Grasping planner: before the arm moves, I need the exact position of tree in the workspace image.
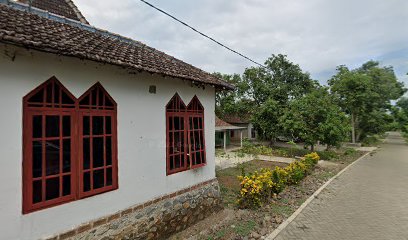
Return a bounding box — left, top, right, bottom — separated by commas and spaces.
214, 73, 254, 117
329, 62, 406, 143
243, 54, 318, 106
280, 88, 349, 150
252, 98, 281, 142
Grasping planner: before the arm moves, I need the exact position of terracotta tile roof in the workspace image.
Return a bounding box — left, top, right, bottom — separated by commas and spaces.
215, 116, 234, 127
17, 0, 89, 24
222, 114, 251, 124
0, 2, 234, 90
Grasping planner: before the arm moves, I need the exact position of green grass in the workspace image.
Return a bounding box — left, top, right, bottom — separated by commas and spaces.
234, 220, 258, 236
269, 204, 293, 217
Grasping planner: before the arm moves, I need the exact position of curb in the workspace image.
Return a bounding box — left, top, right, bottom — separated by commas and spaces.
265, 151, 372, 240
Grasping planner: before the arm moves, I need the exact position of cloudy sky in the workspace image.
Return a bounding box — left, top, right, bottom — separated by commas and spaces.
75, 0, 408, 86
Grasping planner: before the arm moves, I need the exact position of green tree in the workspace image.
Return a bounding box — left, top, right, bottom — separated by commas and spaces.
280, 88, 349, 150
329, 62, 406, 143
252, 98, 281, 142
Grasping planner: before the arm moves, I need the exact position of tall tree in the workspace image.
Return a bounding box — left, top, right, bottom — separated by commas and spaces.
329, 62, 406, 143
280, 88, 349, 150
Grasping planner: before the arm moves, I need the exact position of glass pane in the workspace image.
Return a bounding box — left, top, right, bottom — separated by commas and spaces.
98, 88, 104, 106
63, 139, 71, 173
63, 175, 71, 196
83, 138, 90, 170
174, 117, 184, 130
46, 177, 59, 200
93, 137, 104, 168
105, 96, 114, 107
61, 91, 75, 105
84, 172, 91, 192
33, 116, 42, 138
195, 152, 202, 165
175, 154, 181, 168
54, 83, 60, 104
169, 117, 173, 131
29, 90, 44, 103
106, 137, 112, 166
46, 116, 60, 137
106, 168, 112, 186
33, 180, 42, 204
62, 116, 70, 137
93, 169, 104, 189
83, 116, 90, 135
93, 116, 104, 135
46, 83, 52, 103
170, 156, 174, 170
32, 141, 42, 178
91, 89, 97, 106
106, 116, 112, 134
46, 140, 60, 176
194, 117, 199, 130
189, 117, 193, 130
79, 94, 90, 106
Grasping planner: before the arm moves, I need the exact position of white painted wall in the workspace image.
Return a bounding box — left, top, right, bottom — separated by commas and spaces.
0, 44, 216, 240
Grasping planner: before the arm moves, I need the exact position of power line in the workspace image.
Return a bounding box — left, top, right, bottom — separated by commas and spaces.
139, 0, 266, 68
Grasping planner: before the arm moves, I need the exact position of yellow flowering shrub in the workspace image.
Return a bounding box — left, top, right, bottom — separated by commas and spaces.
236, 153, 320, 208
237, 169, 274, 208
285, 161, 307, 185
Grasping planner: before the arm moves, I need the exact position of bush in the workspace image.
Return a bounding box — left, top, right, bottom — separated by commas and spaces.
237, 153, 320, 208
344, 148, 356, 156
285, 161, 307, 185
271, 167, 288, 194
237, 169, 274, 208
361, 135, 380, 146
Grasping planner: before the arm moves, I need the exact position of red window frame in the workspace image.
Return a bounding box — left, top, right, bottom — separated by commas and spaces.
23, 78, 118, 214
78, 83, 118, 198
166, 94, 206, 175
23, 77, 78, 213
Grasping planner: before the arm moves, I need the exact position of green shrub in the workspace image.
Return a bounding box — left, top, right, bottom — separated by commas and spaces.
271, 167, 288, 194
285, 161, 307, 185
361, 135, 380, 146
344, 148, 356, 156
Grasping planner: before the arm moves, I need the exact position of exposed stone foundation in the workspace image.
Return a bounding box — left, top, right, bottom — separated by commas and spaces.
46, 179, 222, 240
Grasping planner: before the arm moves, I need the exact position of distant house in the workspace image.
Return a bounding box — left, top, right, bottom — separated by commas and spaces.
222, 114, 257, 141
215, 116, 245, 151
0, 0, 233, 239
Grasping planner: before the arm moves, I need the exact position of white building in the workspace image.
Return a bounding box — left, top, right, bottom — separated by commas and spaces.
0, 0, 232, 239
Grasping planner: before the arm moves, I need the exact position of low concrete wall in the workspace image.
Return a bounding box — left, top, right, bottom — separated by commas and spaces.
45, 179, 222, 240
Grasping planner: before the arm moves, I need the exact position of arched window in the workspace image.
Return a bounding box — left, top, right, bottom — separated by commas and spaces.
166, 94, 206, 175
23, 77, 77, 213
23, 78, 118, 213
78, 83, 118, 197
166, 93, 188, 174
187, 96, 206, 168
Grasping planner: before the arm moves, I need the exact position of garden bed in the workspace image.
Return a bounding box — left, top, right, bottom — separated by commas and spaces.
170, 150, 366, 240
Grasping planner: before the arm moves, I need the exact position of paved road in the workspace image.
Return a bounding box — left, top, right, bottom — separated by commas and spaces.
274, 132, 408, 240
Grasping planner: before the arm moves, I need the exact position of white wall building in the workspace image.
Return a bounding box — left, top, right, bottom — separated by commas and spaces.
0, 1, 232, 239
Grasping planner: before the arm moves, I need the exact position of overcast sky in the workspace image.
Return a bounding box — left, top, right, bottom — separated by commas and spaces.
75, 0, 408, 86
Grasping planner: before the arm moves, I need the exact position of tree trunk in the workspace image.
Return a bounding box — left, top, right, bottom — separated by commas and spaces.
311, 144, 315, 152
351, 113, 356, 143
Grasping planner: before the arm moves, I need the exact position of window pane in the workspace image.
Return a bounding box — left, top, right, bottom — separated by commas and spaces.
32, 141, 42, 178
54, 83, 60, 104
106, 168, 112, 186
106, 137, 112, 166
91, 89, 97, 106
46, 140, 60, 176
83, 116, 90, 135
46, 116, 60, 137
169, 156, 174, 170
195, 152, 202, 165
84, 172, 91, 192
189, 117, 193, 130
46, 177, 60, 200
33, 116, 42, 138
63, 175, 71, 196
93, 169, 104, 189
46, 83, 52, 103
98, 88, 104, 106
106, 116, 112, 134
93, 137, 104, 168
61, 91, 75, 105
93, 116, 104, 135
33, 180, 42, 204
79, 94, 90, 106
63, 139, 71, 173
62, 116, 70, 137
174, 117, 184, 130
105, 96, 114, 107
29, 90, 44, 103
83, 138, 90, 170
194, 117, 199, 130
